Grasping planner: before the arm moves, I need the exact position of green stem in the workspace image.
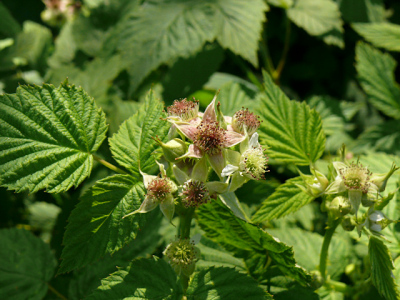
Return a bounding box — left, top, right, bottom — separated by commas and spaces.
324, 279, 351, 293
259, 42, 275, 77
178, 207, 195, 293
273, 15, 291, 82
92, 154, 128, 174
319, 219, 341, 281
47, 284, 68, 300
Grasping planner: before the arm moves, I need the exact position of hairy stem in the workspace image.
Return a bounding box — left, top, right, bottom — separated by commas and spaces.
319, 218, 341, 281
178, 207, 195, 293
47, 284, 68, 300
92, 154, 128, 174
273, 15, 291, 82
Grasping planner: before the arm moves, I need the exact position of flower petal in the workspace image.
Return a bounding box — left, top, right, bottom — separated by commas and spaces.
160, 194, 175, 221
140, 171, 157, 189
333, 161, 347, 174
324, 177, 346, 194
249, 132, 260, 148
203, 94, 217, 122
224, 130, 245, 148
369, 210, 386, 222
221, 164, 239, 177
175, 123, 198, 141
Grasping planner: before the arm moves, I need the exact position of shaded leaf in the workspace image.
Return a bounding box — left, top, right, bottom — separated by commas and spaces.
0, 83, 107, 193
0, 2, 21, 37
109, 90, 170, 177
355, 42, 400, 119
257, 71, 325, 165
186, 267, 270, 299
86, 257, 183, 300
340, 0, 385, 23
0, 228, 57, 300
59, 175, 146, 274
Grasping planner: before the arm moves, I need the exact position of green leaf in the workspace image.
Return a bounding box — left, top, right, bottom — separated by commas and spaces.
269, 228, 351, 280
59, 174, 146, 274
340, 0, 385, 23
186, 267, 270, 299
257, 71, 325, 165
0, 2, 21, 37
218, 81, 257, 116
197, 200, 312, 286
368, 236, 400, 300
352, 120, 400, 155
213, 0, 268, 67
86, 257, 183, 300
0, 228, 57, 300
106, 0, 267, 92
0, 83, 107, 193
355, 42, 400, 119
353, 23, 400, 52
252, 177, 314, 222
109, 90, 170, 177
287, 0, 343, 46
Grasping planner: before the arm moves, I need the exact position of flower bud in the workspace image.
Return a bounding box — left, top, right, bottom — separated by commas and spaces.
366, 210, 393, 233
370, 163, 399, 192
180, 179, 210, 208
155, 138, 187, 162
167, 98, 199, 122
341, 216, 356, 231
163, 238, 200, 277
298, 169, 329, 198
329, 196, 351, 219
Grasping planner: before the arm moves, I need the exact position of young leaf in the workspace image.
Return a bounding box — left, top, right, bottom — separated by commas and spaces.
368, 236, 400, 300
59, 174, 146, 274
86, 257, 183, 300
353, 23, 400, 52
252, 177, 314, 223
197, 200, 312, 286
186, 267, 271, 299
0, 83, 107, 193
287, 0, 343, 47
355, 42, 400, 119
257, 71, 325, 165
0, 228, 57, 300
109, 90, 170, 177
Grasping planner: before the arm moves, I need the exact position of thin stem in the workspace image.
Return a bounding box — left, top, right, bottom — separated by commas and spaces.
259, 42, 275, 77
273, 15, 291, 82
92, 154, 128, 174
47, 284, 68, 300
324, 279, 351, 293
319, 218, 341, 281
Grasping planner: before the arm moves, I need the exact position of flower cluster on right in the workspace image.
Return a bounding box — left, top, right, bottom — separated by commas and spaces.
300, 154, 399, 237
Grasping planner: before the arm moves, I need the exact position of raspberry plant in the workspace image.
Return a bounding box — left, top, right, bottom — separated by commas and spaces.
2, 1, 400, 300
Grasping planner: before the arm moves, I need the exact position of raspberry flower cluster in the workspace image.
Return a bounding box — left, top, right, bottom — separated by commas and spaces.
300, 154, 399, 237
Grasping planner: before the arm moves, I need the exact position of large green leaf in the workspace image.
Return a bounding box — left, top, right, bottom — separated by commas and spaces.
269, 228, 351, 280
105, 0, 267, 92
355, 42, 400, 119
218, 81, 257, 116
109, 90, 170, 177
368, 236, 399, 300
0, 83, 108, 193
197, 200, 312, 286
252, 177, 314, 223
287, 0, 343, 47
59, 174, 146, 274
186, 267, 271, 299
86, 257, 183, 300
0, 228, 57, 300
353, 23, 400, 52
256, 72, 325, 165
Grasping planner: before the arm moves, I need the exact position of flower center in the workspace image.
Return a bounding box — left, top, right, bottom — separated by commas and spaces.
232, 108, 261, 135
194, 121, 226, 155
147, 177, 172, 202
180, 180, 210, 208
339, 162, 371, 193
167, 98, 199, 121
240, 146, 269, 180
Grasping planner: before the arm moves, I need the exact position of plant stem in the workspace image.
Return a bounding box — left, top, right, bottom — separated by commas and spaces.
47, 284, 68, 300
273, 15, 291, 82
92, 154, 128, 174
324, 279, 351, 293
319, 218, 341, 281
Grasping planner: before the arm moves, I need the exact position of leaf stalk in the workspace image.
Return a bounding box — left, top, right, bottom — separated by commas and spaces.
92, 154, 128, 174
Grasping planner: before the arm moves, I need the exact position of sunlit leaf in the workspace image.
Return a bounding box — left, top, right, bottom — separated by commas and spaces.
353, 23, 400, 52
